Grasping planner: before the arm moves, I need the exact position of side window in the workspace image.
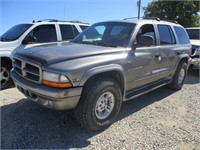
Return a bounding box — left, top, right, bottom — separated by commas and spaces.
27, 25, 57, 43
79, 25, 89, 31
60, 25, 78, 40
72, 25, 79, 37
136, 24, 156, 47
169, 26, 176, 44
174, 26, 190, 44
157, 25, 175, 45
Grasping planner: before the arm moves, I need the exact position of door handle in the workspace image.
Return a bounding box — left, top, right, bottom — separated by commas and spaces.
155, 54, 161, 61
155, 54, 160, 58
176, 51, 181, 55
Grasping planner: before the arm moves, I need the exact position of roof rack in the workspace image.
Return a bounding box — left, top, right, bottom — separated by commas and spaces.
124, 17, 179, 24
124, 17, 141, 20
124, 17, 160, 21
143, 17, 160, 21
32, 19, 89, 24
32, 19, 58, 23
163, 20, 178, 24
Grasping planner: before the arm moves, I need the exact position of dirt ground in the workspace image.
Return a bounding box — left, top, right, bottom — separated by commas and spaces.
0, 68, 199, 149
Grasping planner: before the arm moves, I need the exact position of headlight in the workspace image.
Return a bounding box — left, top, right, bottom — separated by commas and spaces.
195, 47, 200, 53
192, 47, 200, 56
42, 71, 72, 88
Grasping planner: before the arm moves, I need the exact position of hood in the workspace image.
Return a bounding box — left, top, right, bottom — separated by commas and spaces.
190, 39, 200, 47
0, 40, 19, 51
15, 42, 125, 65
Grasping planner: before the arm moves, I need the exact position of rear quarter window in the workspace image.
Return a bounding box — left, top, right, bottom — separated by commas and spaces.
79, 25, 89, 31
174, 26, 190, 44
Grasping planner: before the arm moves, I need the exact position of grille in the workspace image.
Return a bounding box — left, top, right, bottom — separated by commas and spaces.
13, 58, 41, 83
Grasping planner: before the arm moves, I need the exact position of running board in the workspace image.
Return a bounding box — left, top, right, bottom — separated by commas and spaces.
124, 78, 172, 101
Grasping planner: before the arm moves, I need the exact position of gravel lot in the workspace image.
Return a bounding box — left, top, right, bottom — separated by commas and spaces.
1, 68, 200, 149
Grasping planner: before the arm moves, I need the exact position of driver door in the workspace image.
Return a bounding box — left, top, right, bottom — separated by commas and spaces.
126, 24, 161, 91
19, 24, 58, 50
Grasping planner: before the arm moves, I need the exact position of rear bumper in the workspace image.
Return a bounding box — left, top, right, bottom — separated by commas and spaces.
11, 70, 82, 110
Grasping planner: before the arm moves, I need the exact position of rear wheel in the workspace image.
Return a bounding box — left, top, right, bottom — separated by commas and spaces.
169, 61, 187, 90
0, 62, 13, 90
75, 77, 122, 131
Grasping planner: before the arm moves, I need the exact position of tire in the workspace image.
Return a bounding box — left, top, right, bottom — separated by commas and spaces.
0, 62, 13, 90
169, 61, 187, 90
75, 77, 122, 131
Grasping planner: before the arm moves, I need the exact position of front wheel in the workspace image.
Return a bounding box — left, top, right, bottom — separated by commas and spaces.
75, 77, 122, 131
1, 62, 13, 90
169, 61, 187, 90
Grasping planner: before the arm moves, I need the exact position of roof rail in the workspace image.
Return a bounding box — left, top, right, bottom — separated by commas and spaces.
124, 17, 179, 24
124, 17, 142, 20
143, 17, 160, 21
163, 20, 178, 24
67, 20, 90, 24
32, 19, 89, 24
124, 17, 160, 21
32, 19, 58, 23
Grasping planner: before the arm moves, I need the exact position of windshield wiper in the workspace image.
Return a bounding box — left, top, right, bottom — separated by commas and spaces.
96, 42, 118, 48
72, 40, 119, 47
0, 37, 10, 41
71, 40, 80, 43
71, 40, 95, 45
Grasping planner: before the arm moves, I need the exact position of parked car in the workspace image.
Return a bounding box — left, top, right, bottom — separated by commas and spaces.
11, 18, 191, 131
186, 27, 200, 69
0, 19, 89, 89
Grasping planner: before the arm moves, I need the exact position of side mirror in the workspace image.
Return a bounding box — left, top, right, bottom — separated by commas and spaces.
22, 35, 36, 44
138, 35, 154, 47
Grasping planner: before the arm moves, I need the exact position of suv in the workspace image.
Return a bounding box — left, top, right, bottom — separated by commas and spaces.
11, 19, 191, 131
186, 27, 200, 69
0, 19, 89, 89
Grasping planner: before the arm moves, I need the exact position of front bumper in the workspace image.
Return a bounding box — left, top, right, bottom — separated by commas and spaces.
189, 47, 200, 68
11, 70, 82, 110
189, 57, 200, 68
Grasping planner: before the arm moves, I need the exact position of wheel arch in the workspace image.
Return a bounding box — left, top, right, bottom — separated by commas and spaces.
172, 54, 190, 76
1, 57, 13, 67
80, 64, 126, 96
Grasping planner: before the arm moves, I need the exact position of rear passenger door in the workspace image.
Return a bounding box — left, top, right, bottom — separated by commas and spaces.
156, 24, 177, 79
59, 24, 79, 41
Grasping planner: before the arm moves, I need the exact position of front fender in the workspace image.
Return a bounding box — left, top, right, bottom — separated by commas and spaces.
0, 50, 12, 58
79, 64, 126, 91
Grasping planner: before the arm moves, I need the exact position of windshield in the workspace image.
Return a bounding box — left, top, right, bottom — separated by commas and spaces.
72, 22, 135, 47
0, 24, 32, 42
186, 29, 200, 40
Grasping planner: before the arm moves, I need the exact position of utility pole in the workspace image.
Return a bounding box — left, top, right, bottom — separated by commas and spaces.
137, 0, 141, 19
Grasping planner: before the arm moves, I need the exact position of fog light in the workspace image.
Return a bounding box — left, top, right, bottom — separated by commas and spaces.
44, 100, 52, 108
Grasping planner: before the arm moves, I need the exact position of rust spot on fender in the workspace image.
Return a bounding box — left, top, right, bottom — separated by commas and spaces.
64, 90, 69, 97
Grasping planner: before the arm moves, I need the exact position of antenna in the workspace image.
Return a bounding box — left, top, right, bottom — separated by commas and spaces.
64, 6, 66, 20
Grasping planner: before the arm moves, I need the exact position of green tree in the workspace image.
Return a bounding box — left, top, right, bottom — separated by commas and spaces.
143, 0, 200, 27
